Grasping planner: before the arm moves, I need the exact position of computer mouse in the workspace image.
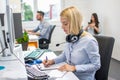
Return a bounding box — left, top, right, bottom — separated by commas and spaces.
25, 58, 34, 64
25, 58, 42, 64
34, 59, 42, 64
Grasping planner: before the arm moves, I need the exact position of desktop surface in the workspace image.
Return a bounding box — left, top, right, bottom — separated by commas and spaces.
0, 66, 5, 70
0, 60, 27, 80
0, 48, 79, 80
0, 44, 27, 80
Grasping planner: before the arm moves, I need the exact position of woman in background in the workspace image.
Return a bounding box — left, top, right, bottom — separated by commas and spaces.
84, 13, 100, 35
43, 6, 101, 80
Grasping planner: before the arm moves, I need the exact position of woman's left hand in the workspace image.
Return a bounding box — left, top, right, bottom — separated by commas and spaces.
89, 23, 95, 28
58, 64, 76, 72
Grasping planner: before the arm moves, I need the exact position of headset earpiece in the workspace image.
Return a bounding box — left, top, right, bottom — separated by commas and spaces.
66, 29, 83, 43
66, 34, 79, 43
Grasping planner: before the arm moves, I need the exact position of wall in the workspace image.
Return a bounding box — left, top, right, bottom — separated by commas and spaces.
0, 0, 21, 13
63, 0, 92, 27
9, 0, 21, 13
0, 0, 6, 13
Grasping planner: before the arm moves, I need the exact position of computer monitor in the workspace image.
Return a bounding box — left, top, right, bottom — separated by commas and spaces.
6, 5, 15, 50
13, 13, 23, 39
0, 4, 16, 60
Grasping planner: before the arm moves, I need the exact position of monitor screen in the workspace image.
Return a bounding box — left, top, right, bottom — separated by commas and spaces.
0, 16, 6, 50
13, 13, 23, 39
0, 14, 4, 26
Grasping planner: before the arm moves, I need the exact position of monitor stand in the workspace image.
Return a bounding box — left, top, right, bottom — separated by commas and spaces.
0, 48, 17, 61
0, 44, 22, 61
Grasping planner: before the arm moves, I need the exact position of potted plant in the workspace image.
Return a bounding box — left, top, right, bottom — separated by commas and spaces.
16, 31, 29, 51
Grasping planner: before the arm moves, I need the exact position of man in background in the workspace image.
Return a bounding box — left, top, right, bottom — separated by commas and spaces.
26, 11, 50, 39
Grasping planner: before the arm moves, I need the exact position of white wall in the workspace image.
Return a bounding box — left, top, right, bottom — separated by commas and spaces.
0, 0, 21, 13
0, 0, 6, 13
9, 0, 21, 13
63, 0, 93, 27
49, 25, 66, 51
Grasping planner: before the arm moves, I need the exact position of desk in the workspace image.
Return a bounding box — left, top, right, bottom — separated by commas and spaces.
24, 51, 79, 80
0, 60, 27, 80
0, 44, 27, 80
28, 35, 39, 49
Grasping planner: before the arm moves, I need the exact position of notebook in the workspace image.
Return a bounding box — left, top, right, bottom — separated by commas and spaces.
37, 62, 67, 78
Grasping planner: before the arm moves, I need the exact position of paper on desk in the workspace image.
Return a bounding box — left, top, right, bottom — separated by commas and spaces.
29, 34, 39, 40
48, 70, 67, 78
39, 62, 67, 78
40, 62, 66, 71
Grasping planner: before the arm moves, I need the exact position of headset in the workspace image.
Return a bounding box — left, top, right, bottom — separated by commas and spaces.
66, 29, 83, 43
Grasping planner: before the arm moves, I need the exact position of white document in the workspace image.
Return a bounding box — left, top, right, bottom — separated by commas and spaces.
39, 62, 67, 78
48, 70, 67, 78
40, 62, 66, 71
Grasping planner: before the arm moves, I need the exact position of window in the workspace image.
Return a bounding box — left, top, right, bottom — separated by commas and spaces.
21, 0, 34, 21
21, 0, 61, 21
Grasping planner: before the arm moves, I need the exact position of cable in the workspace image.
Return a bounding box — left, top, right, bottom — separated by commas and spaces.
0, 48, 7, 54
0, 38, 7, 54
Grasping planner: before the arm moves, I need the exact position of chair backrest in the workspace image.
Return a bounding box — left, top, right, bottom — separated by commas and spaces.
48, 25, 56, 43
38, 25, 56, 49
94, 35, 115, 80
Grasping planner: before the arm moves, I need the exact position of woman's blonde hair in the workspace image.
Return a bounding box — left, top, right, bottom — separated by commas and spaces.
60, 6, 83, 35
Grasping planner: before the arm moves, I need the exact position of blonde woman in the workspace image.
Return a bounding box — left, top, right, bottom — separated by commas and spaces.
43, 6, 101, 80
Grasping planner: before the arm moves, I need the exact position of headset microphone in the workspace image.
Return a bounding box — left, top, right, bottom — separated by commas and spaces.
56, 42, 66, 47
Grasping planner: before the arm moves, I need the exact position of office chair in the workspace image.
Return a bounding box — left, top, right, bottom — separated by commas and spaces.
94, 35, 115, 80
38, 25, 56, 49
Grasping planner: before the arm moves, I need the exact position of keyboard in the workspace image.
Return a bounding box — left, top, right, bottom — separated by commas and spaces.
26, 65, 49, 79
25, 49, 45, 60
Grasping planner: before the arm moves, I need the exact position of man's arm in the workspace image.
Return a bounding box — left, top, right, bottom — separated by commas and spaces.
27, 30, 34, 32
25, 25, 40, 35
26, 30, 40, 36
25, 29, 36, 35
29, 32, 40, 36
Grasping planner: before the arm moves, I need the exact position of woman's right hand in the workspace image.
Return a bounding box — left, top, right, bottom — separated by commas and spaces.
89, 23, 95, 28
42, 59, 55, 67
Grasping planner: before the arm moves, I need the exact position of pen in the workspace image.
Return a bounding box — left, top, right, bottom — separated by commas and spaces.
46, 56, 48, 63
